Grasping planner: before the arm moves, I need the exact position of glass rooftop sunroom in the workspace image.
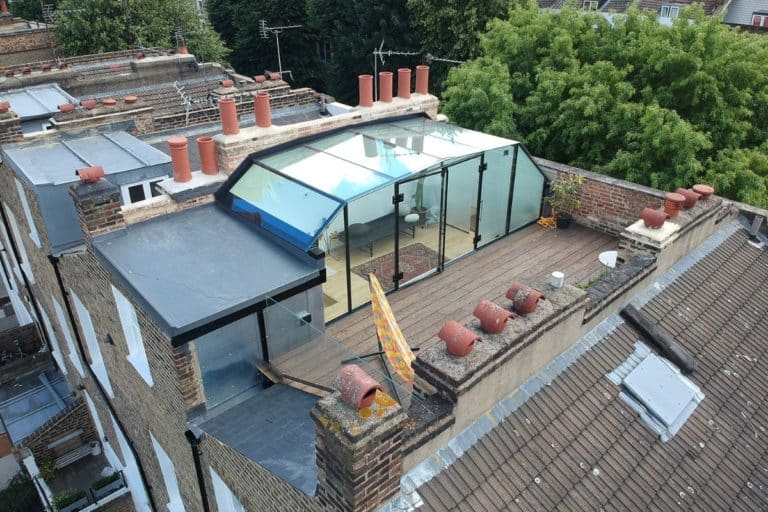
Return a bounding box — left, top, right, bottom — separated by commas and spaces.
216, 115, 547, 320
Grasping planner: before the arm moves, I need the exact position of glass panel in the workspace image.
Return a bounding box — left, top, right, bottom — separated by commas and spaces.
265, 288, 324, 360
345, 185, 397, 310
128, 184, 145, 203
508, 148, 546, 232
319, 209, 349, 321
356, 125, 477, 159
308, 133, 439, 179
392, 118, 513, 151
150, 180, 163, 197
398, 172, 443, 287
261, 150, 390, 200
228, 164, 342, 251
195, 313, 263, 409
478, 146, 515, 247
444, 157, 480, 261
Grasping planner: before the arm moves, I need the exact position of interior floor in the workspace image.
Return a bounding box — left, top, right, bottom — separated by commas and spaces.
322, 223, 475, 320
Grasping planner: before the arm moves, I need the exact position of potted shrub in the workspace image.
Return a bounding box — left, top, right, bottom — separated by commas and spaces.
546, 175, 585, 229
52, 488, 87, 512
38, 458, 56, 481
91, 471, 124, 499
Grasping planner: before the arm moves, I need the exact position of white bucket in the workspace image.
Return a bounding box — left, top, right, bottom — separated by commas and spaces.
551, 271, 565, 288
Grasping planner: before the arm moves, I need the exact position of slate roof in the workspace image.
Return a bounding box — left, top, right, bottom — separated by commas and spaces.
417, 226, 768, 511
636, 0, 728, 15
724, 0, 768, 25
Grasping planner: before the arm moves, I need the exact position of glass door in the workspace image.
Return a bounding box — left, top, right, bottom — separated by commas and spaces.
476, 146, 515, 247
394, 168, 445, 289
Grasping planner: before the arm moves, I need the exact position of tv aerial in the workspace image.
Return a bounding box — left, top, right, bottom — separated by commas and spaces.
372, 40, 419, 99
259, 19, 302, 78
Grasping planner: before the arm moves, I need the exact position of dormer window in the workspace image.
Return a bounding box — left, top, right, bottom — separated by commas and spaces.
660, 4, 680, 18
753, 13, 768, 26
583, 0, 599, 10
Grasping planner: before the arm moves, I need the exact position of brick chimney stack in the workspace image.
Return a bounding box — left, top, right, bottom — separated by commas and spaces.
69, 179, 125, 244
311, 391, 406, 512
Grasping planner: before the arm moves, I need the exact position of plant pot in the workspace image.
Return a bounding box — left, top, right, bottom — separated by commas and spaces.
92, 473, 124, 499
411, 207, 428, 222
472, 300, 515, 334
505, 282, 545, 314
438, 321, 480, 357
663, 192, 685, 217
640, 208, 668, 229
334, 365, 382, 409
90, 440, 101, 456
555, 214, 572, 229
692, 184, 714, 199
675, 188, 700, 209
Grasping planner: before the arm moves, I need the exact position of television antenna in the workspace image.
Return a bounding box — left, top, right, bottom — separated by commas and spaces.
372, 40, 419, 100
259, 19, 302, 78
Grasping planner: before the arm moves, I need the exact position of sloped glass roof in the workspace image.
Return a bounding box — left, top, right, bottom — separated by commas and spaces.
218, 116, 518, 251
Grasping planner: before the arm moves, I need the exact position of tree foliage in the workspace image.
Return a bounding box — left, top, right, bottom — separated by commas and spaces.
443, 2, 768, 207
55, 0, 229, 62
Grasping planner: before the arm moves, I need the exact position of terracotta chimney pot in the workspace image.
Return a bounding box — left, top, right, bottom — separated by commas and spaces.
178, 46, 188, 55
269, 72, 281, 81
220, 79, 234, 88
102, 98, 117, 107
3, 70, 13, 78
379, 71, 393, 103
168, 137, 192, 183
76, 166, 105, 184
81, 99, 97, 110
58, 103, 76, 113
219, 97, 239, 135
21, 68, 31, 75
397, 68, 411, 99
640, 208, 668, 229
254, 75, 266, 84
415, 65, 429, 95
197, 136, 218, 175
505, 283, 545, 315
438, 321, 481, 357
42, 65, 51, 72
0, 101, 9, 114
472, 300, 515, 334
664, 192, 685, 217
692, 184, 714, 199
358, 74, 373, 107
0, 0, 8, 15
123, 96, 138, 104
254, 91, 271, 128
675, 188, 701, 209
334, 365, 382, 409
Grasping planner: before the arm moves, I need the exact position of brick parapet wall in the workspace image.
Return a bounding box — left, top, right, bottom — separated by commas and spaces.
0, 351, 49, 385
0, 111, 22, 143
534, 157, 665, 236
173, 342, 204, 409
22, 399, 97, 464
98, 492, 136, 512
200, 434, 323, 512
311, 392, 407, 512
215, 94, 440, 173
0, 27, 55, 67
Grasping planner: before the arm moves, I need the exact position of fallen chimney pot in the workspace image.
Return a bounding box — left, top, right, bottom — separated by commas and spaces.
76, 166, 105, 184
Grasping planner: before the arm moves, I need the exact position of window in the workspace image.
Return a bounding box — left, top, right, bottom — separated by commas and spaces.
660, 4, 680, 18
752, 14, 768, 26
112, 285, 153, 386
52, 295, 85, 378
37, 301, 67, 375
3, 205, 34, 284
150, 434, 185, 512
72, 291, 114, 397
15, 179, 40, 248
120, 179, 164, 205
583, 0, 598, 10
209, 467, 245, 512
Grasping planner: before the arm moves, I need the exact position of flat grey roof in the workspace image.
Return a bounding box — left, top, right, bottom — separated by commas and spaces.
2, 131, 171, 254
3, 131, 171, 186
1, 83, 77, 121
94, 204, 320, 338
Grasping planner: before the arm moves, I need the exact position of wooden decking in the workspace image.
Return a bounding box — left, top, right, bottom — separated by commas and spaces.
271, 223, 616, 397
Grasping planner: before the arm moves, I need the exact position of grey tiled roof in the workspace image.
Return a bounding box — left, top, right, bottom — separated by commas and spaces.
418, 227, 768, 511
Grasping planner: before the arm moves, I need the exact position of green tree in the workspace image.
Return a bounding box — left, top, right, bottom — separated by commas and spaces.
442, 3, 768, 208
55, 0, 228, 62
9, 0, 56, 21
206, 0, 321, 89
306, 0, 417, 104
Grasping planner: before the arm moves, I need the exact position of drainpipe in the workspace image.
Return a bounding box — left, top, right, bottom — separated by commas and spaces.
184, 430, 211, 512
48, 254, 158, 512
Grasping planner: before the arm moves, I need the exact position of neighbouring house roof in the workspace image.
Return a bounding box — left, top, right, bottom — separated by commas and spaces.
0, 83, 77, 121
216, 115, 528, 251
636, 0, 728, 15
724, 0, 768, 24
0, 368, 74, 445
414, 223, 768, 511
1, 131, 171, 254
93, 203, 322, 340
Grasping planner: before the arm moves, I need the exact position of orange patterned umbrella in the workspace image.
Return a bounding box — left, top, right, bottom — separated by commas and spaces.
369, 273, 415, 384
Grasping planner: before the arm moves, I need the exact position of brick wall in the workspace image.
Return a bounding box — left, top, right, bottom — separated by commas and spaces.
535, 157, 665, 236
0, 111, 22, 143
0, 28, 56, 67
99, 492, 136, 512
0, 321, 41, 353
200, 435, 322, 512
22, 399, 97, 464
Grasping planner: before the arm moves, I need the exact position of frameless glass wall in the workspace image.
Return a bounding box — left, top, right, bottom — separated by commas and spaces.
444, 156, 481, 259
508, 148, 546, 232
477, 146, 515, 247
195, 314, 263, 410
319, 209, 349, 321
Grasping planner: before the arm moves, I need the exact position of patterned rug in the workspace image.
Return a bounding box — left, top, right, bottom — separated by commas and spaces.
351, 243, 440, 291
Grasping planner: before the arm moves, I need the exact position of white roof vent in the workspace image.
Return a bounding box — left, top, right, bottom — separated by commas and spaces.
609, 343, 704, 441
